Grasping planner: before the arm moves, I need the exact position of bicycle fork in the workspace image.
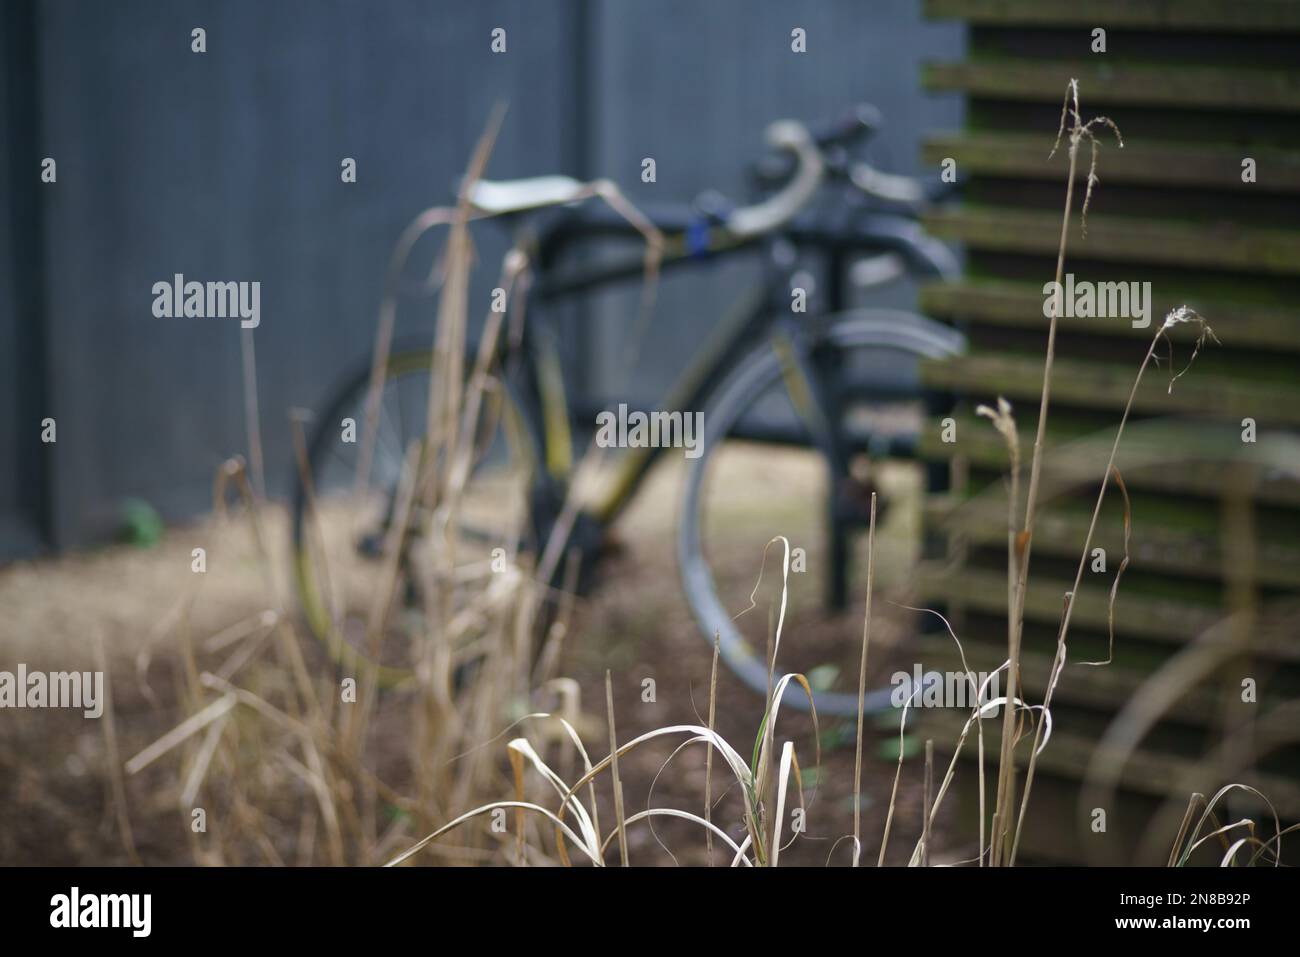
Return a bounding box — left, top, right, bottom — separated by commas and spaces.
770, 319, 865, 612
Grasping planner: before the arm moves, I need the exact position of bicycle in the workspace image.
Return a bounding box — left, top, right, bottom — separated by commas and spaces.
290, 104, 965, 715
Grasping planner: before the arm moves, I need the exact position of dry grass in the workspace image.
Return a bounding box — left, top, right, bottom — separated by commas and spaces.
3, 85, 1290, 869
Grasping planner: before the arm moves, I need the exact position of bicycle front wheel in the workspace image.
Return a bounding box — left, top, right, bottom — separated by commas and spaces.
677, 309, 965, 716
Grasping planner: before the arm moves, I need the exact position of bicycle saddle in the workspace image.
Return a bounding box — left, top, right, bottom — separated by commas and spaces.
467, 175, 586, 214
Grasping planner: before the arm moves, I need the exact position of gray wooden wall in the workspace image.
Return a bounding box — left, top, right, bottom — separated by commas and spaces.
1, 0, 962, 552
583, 0, 964, 399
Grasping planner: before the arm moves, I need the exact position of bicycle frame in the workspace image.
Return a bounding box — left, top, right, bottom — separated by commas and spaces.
503, 199, 958, 532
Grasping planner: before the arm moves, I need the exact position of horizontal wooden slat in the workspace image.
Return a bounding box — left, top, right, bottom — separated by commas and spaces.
920, 352, 1300, 425
922, 206, 1300, 275
917, 416, 1300, 508
918, 564, 1215, 643
914, 565, 1300, 659
924, 0, 1300, 34
925, 498, 1300, 587
919, 279, 1300, 352
923, 133, 1300, 193
923, 60, 1300, 113
916, 713, 1300, 818
915, 635, 1223, 725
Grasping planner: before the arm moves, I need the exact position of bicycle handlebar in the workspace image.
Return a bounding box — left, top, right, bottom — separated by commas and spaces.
748, 105, 878, 190
847, 160, 928, 206
740, 107, 952, 225
810, 102, 882, 150
727, 120, 824, 239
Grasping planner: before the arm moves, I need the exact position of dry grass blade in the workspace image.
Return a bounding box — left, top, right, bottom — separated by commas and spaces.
506, 736, 599, 851
975, 396, 1017, 866
507, 744, 527, 866
770, 741, 798, 867
705, 632, 720, 865
1168, 792, 1206, 867
94, 630, 139, 865
599, 809, 751, 864
1081, 465, 1131, 666
1249, 822, 1300, 866
1182, 818, 1257, 861
125, 692, 238, 775
754, 672, 821, 832
179, 711, 229, 810
1176, 783, 1281, 868
239, 326, 266, 500
198, 672, 346, 865
852, 493, 878, 866
388, 801, 600, 867
994, 80, 1126, 865
903, 656, 1012, 868
1010, 307, 1215, 865
644, 735, 719, 865
605, 671, 629, 867
554, 723, 756, 863
921, 739, 934, 867
880, 682, 925, 865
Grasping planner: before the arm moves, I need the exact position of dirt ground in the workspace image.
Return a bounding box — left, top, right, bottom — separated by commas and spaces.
0, 446, 958, 866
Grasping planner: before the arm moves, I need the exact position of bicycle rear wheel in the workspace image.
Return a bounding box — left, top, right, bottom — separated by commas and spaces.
677, 309, 964, 716
290, 346, 538, 684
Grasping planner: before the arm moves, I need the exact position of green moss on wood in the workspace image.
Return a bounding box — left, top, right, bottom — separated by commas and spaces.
924, 0, 1300, 34
919, 279, 1300, 352
922, 206, 1300, 275
922, 133, 1300, 192
923, 60, 1300, 113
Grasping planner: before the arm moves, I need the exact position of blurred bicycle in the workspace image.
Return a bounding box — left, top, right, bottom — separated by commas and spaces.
290, 104, 964, 715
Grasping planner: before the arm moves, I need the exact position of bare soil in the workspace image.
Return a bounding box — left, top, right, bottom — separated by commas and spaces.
0, 446, 958, 866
